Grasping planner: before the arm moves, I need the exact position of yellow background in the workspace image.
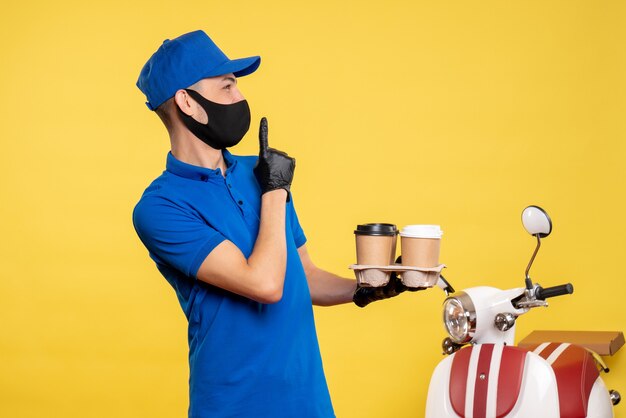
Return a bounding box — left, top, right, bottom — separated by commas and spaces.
1, 0, 624, 417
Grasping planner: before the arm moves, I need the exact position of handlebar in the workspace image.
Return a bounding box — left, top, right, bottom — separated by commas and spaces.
535, 283, 574, 300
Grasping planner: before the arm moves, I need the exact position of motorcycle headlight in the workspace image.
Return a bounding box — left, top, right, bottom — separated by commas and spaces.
442, 292, 476, 344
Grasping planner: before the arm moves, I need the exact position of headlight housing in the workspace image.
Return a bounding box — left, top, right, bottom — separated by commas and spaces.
442, 292, 476, 344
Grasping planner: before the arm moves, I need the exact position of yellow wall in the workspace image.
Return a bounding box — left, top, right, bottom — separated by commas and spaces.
1, 1, 624, 416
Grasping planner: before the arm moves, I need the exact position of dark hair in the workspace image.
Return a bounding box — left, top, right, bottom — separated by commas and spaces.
155, 97, 176, 131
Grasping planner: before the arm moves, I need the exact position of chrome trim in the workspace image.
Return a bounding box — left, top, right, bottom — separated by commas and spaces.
525, 234, 542, 282
610, 390, 621, 406
441, 337, 465, 356
494, 312, 516, 331
443, 291, 477, 344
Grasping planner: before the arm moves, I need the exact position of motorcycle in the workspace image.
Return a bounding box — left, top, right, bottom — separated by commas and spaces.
425, 205, 621, 418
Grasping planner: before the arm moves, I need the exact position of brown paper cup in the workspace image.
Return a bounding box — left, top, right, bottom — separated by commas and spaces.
401, 237, 440, 267
400, 224, 443, 287
355, 235, 396, 286
354, 223, 397, 287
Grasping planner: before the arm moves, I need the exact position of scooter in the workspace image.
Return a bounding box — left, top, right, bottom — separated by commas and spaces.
425, 206, 622, 418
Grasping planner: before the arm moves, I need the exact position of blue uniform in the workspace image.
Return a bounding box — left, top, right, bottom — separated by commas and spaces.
133, 151, 335, 417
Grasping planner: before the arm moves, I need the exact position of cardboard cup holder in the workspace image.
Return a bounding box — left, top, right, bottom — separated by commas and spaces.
349, 264, 446, 289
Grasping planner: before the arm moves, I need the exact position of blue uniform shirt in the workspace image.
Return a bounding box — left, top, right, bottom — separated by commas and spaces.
133, 151, 335, 417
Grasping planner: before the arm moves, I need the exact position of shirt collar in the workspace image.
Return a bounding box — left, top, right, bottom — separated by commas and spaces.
166, 149, 238, 182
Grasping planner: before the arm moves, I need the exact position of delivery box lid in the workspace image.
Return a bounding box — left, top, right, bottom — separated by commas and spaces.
518, 330, 624, 356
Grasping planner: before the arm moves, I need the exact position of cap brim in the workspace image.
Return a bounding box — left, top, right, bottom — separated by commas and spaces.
206, 56, 261, 79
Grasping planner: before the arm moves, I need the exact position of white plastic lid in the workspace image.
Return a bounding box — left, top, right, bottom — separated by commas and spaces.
400, 224, 443, 239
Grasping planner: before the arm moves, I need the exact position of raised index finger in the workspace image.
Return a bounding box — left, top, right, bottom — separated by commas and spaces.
258, 117, 269, 156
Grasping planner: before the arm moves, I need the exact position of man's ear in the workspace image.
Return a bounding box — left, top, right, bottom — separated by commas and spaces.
174, 89, 208, 124
174, 89, 194, 116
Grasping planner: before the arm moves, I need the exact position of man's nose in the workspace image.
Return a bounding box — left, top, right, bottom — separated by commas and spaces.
232, 86, 245, 103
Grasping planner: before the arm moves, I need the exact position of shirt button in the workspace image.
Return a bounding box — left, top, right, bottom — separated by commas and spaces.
238, 200, 243, 205
228, 184, 232, 188
200, 175, 208, 181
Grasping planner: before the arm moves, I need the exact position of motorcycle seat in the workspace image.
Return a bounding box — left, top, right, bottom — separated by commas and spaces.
529, 342, 599, 418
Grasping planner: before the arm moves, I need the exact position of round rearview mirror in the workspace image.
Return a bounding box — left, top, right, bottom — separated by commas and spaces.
521, 205, 552, 238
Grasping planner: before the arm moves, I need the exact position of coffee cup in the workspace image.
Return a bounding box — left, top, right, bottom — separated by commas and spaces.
400, 225, 443, 287
354, 223, 398, 286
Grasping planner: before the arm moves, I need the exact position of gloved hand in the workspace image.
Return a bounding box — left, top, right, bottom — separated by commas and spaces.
253, 117, 296, 201
353, 271, 405, 308
353, 256, 425, 308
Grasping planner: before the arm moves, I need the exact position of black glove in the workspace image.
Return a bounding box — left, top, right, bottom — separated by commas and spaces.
353, 271, 405, 308
353, 256, 425, 308
253, 117, 295, 201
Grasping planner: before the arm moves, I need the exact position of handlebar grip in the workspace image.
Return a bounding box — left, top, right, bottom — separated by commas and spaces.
536, 283, 574, 300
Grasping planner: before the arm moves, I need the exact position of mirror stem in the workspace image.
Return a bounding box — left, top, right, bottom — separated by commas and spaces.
525, 234, 541, 289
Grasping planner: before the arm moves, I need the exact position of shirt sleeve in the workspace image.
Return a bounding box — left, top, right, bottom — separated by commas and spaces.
132, 195, 226, 278
287, 194, 307, 248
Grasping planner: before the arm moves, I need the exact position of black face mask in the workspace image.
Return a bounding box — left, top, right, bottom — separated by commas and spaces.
176, 88, 251, 150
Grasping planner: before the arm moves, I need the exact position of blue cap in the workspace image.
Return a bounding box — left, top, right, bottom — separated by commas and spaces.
137, 30, 261, 111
